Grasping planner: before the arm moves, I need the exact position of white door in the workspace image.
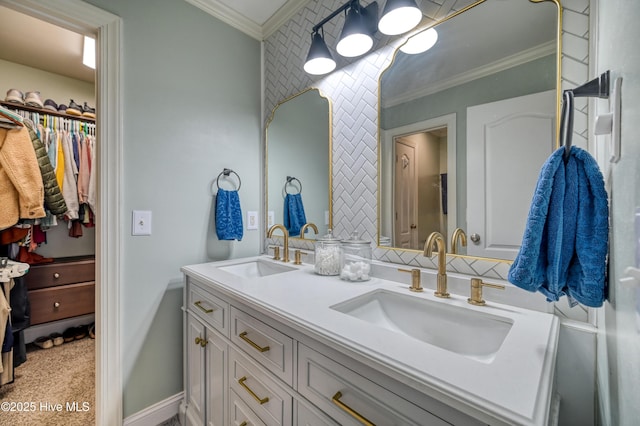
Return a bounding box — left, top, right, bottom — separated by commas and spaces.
467, 90, 556, 259
394, 140, 418, 249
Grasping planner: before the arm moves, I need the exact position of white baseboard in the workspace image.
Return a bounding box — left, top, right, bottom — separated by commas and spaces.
123, 392, 183, 426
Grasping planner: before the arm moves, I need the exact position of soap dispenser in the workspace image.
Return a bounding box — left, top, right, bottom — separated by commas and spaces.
314, 229, 341, 276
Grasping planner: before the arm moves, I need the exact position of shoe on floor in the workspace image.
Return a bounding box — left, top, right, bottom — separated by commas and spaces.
88, 323, 95, 339
34, 336, 53, 349
25, 91, 44, 108
5, 88, 24, 104
50, 332, 64, 346
63, 327, 77, 343
75, 325, 88, 340
66, 99, 82, 116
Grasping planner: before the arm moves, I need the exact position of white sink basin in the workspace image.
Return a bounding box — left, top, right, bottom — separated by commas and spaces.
218, 259, 296, 278
331, 289, 513, 363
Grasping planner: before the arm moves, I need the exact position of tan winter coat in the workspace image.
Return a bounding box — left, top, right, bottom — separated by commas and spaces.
0, 126, 46, 230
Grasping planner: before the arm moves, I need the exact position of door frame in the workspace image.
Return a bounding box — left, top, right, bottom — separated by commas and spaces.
0, 0, 123, 424
383, 113, 457, 244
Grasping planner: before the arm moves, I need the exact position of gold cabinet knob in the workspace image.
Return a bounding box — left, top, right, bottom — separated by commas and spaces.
53, 302, 60, 308
53, 272, 60, 279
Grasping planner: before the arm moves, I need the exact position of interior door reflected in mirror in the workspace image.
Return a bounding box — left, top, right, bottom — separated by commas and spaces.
266, 88, 332, 239
378, 0, 560, 260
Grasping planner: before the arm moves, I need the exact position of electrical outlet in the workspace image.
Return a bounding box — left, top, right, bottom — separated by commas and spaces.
247, 211, 258, 230
132, 210, 152, 236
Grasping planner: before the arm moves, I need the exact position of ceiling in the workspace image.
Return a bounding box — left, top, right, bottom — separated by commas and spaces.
0, 0, 308, 84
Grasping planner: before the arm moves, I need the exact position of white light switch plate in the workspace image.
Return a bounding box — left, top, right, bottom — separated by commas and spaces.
132, 210, 152, 235
247, 211, 258, 230
267, 211, 275, 228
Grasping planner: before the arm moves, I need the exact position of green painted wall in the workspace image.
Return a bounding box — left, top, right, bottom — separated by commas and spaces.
85, 0, 261, 417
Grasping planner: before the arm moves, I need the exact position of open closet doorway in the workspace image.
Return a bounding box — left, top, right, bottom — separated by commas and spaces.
0, 0, 122, 424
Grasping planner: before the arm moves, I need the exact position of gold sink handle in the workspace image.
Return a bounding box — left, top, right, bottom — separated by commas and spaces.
398, 268, 422, 292
468, 278, 505, 306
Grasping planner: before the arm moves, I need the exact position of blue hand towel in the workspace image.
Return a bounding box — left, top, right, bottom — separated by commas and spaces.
508, 146, 609, 307
283, 193, 307, 236
215, 188, 243, 241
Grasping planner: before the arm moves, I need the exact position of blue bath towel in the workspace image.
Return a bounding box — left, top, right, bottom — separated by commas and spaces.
284, 193, 307, 236
215, 188, 243, 241
508, 146, 609, 307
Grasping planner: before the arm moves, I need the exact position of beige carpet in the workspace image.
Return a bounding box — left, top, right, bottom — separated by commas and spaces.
0, 337, 95, 426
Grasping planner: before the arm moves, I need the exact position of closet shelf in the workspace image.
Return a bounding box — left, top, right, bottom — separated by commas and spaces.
0, 101, 95, 123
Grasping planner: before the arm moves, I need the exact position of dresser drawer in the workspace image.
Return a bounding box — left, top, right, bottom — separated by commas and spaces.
229, 388, 267, 426
25, 256, 95, 290
230, 307, 293, 385
187, 278, 229, 337
29, 282, 95, 325
298, 344, 451, 426
229, 347, 293, 426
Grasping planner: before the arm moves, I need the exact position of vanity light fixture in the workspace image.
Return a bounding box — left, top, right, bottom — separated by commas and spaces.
378, 0, 422, 35
304, 29, 337, 75
304, 0, 422, 75
400, 27, 438, 54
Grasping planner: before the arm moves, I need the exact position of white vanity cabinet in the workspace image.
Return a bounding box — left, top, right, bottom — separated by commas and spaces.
181, 272, 488, 426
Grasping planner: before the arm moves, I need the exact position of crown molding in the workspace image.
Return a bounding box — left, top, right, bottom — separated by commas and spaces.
184, 0, 310, 41
384, 40, 556, 109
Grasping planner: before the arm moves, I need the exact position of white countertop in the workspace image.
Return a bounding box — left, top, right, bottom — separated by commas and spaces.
182, 255, 560, 426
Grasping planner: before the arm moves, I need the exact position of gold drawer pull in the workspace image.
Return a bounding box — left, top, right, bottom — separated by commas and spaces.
53, 302, 60, 308
238, 331, 270, 353
238, 376, 269, 405
239, 422, 248, 426
194, 337, 208, 347
332, 391, 375, 426
53, 272, 60, 279
194, 300, 214, 313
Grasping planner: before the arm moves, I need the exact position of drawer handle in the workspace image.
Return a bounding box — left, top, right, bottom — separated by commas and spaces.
194, 337, 208, 347
53, 272, 60, 279
332, 391, 375, 426
239, 423, 248, 426
53, 302, 60, 308
238, 331, 270, 353
194, 300, 214, 314
238, 376, 269, 405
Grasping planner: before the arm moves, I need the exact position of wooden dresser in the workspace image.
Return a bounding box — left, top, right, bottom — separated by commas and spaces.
24, 256, 95, 325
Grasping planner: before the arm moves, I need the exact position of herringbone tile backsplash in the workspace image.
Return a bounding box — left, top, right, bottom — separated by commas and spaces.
264, 0, 590, 309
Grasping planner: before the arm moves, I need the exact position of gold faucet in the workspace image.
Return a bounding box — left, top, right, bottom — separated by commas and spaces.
423, 232, 449, 298
267, 224, 289, 263
468, 278, 505, 306
299, 222, 318, 240
450, 228, 467, 254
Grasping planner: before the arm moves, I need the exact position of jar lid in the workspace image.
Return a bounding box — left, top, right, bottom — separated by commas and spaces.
316, 229, 341, 243
341, 231, 370, 245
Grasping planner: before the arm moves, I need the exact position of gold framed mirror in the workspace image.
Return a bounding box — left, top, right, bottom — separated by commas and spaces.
265, 88, 333, 240
378, 0, 561, 261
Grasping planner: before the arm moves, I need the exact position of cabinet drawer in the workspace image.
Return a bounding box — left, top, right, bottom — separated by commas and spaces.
187, 279, 229, 337
29, 282, 95, 325
298, 344, 451, 426
25, 256, 95, 290
230, 307, 293, 385
297, 399, 339, 426
229, 388, 267, 426
229, 347, 293, 426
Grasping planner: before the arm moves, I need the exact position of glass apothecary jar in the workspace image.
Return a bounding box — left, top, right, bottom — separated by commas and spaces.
314, 229, 341, 276
340, 232, 372, 282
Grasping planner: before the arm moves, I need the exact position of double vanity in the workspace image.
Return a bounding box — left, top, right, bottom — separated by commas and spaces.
180, 254, 560, 426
